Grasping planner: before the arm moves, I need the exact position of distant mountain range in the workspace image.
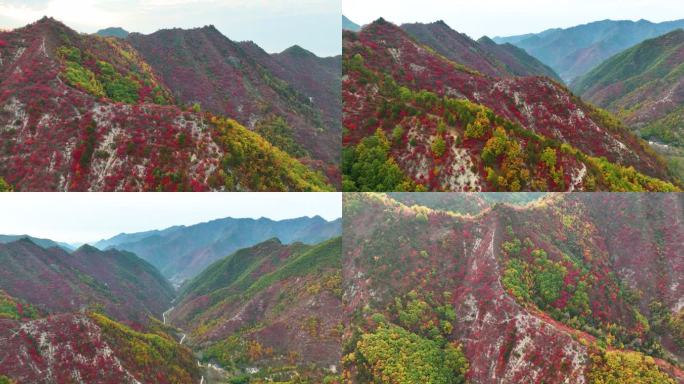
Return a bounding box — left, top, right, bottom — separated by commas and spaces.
0, 234, 74, 251
494, 18, 684, 82
343, 15, 361, 31
0, 17, 338, 191
572, 29, 684, 182
342, 19, 679, 191
93, 215, 341, 284
573, 29, 684, 142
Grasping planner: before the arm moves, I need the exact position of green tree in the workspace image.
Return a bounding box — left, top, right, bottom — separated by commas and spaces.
540, 147, 557, 168
343, 129, 423, 191
0, 177, 12, 192
431, 136, 446, 158
357, 324, 468, 384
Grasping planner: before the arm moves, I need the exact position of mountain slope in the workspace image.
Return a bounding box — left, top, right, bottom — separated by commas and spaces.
572, 30, 684, 182
94, 215, 342, 284
0, 311, 200, 383
127, 26, 341, 178
573, 30, 684, 142
342, 19, 678, 191
343, 15, 361, 32
0, 239, 174, 324
342, 192, 684, 383
401, 21, 560, 79
169, 237, 343, 382
494, 18, 684, 82
0, 17, 331, 191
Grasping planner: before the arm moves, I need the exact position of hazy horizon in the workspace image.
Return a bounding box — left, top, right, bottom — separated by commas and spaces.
343, 0, 684, 39
0, 0, 341, 57
0, 193, 342, 244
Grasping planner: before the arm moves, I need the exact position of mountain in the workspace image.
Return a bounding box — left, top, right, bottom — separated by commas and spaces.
343, 15, 361, 32
401, 21, 560, 80
0, 239, 174, 324
386, 191, 547, 216
0, 17, 332, 191
342, 19, 679, 192
0, 234, 73, 250
342, 192, 684, 383
94, 215, 342, 284
168, 237, 342, 382
127, 25, 341, 182
572, 30, 684, 182
95, 26, 129, 38
494, 18, 684, 82
0, 312, 200, 383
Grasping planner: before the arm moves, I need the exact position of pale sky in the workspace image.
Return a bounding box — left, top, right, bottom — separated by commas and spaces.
343, 0, 684, 39
0, 192, 341, 244
0, 0, 341, 57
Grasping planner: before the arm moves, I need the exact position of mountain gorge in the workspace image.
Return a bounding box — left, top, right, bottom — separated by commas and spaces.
342, 19, 679, 192
494, 18, 684, 82
0, 17, 337, 191
94, 215, 342, 285
168, 237, 343, 382
342, 192, 684, 383
0, 217, 343, 383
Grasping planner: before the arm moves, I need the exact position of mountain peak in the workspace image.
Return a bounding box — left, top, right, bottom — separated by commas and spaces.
96, 26, 129, 38
30, 16, 69, 31
199, 24, 220, 34
281, 44, 315, 57
477, 35, 496, 45
75, 244, 100, 253
371, 17, 390, 26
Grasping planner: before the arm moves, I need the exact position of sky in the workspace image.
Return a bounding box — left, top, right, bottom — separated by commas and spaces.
0, 0, 341, 56
0, 192, 341, 244
343, 0, 684, 39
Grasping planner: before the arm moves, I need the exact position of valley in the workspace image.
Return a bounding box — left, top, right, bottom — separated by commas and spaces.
0, 195, 682, 383
0, 209, 342, 384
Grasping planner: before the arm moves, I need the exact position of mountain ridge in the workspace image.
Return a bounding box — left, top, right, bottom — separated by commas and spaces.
0, 239, 174, 324
342, 19, 678, 191
494, 18, 684, 82
0, 17, 334, 191
93, 215, 342, 284
401, 20, 561, 80
342, 192, 684, 383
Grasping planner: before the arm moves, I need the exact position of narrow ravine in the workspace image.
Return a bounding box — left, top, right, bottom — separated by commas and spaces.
163, 306, 204, 383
